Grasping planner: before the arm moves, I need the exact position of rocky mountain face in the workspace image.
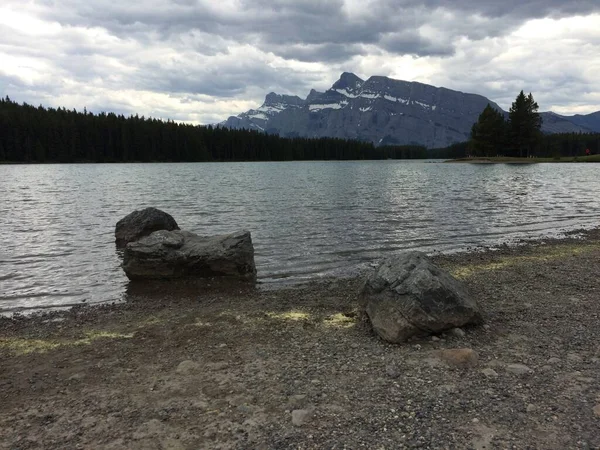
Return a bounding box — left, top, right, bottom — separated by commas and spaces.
221, 73, 600, 148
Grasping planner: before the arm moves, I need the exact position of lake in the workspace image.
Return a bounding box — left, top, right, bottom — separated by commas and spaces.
1, 161, 599, 314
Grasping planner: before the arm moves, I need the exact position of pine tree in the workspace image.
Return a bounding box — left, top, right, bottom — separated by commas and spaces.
509, 91, 542, 157
470, 104, 507, 157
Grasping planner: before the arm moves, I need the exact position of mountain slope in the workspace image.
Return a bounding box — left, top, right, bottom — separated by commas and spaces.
221, 73, 599, 148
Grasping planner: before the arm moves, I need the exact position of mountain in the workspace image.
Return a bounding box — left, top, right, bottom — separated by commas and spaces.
221, 73, 600, 148
539, 111, 600, 134
554, 111, 600, 133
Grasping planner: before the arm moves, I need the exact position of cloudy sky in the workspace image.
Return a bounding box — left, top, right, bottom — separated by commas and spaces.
1, 0, 599, 124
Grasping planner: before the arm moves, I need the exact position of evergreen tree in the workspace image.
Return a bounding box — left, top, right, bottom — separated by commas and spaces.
509, 91, 542, 157
469, 104, 507, 156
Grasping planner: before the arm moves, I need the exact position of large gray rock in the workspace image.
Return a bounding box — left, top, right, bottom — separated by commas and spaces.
115, 207, 179, 248
122, 229, 256, 282
360, 252, 483, 343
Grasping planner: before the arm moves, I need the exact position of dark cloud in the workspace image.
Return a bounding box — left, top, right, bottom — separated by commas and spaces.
1, 0, 599, 122
379, 31, 454, 57
20, 0, 600, 62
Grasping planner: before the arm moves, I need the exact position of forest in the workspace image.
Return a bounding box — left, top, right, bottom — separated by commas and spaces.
0, 97, 418, 163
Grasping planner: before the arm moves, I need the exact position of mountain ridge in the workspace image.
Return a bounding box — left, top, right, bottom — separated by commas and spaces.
221, 73, 600, 148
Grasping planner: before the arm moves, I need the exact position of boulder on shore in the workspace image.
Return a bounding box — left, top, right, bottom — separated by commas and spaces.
122, 229, 257, 282
115, 207, 179, 248
360, 252, 483, 343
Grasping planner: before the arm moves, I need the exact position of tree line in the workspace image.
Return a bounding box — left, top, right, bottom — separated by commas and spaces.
2, 96, 597, 163
0, 97, 381, 163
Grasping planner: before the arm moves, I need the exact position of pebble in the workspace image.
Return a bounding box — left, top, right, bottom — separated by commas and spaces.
593, 405, 600, 418
288, 394, 307, 407
449, 328, 466, 338
291, 409, 312, 427
438, 348, 479, 368
481, 368, 498, 378
431, 336, 440, 342
526, 404, 537, 413
506, 364, 534, 375
207, 361, 229, 371
547, 357, 561, 365
567, 353, 583, 363
175, 360, 201, 375
386, 365, 401, 379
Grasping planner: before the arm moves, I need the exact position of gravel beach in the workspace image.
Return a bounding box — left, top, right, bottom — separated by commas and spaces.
1, 230, 600, 449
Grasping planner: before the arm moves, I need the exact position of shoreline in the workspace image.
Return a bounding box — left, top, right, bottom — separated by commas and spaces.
2, 229, 600, 448
446, 155, 600, 163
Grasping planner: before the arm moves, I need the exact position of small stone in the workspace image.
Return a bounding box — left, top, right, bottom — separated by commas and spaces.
386, 365, 401, 379
218, 343, 228, 348
483, 324, 490, 330
431, 336, 440, 342
438, 348, 479, 368
207, 361, 229, 370
547, 357, 561, 364
481, 368, 498, 378
526, 404, 537, 413
292, 409, 312, 427
176, 360, 201, 375
132, 419, 167, 440
471, 418, 479, 423
350, 343, 359, 349
449, 328, 466, 338
567, 353, 583, 363
506, 363, 534, 375
288, 394, 307, 407
593, 405, 600, 417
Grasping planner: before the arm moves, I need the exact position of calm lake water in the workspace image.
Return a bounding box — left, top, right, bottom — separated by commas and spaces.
1, 161, 599, 314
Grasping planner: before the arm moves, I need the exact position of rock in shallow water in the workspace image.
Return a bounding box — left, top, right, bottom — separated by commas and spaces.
115, 207, 179, 248
359, 251, 483, 343
122, 229, 256, 282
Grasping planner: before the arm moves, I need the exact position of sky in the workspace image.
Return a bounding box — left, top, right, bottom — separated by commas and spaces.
1, 0, 599, 125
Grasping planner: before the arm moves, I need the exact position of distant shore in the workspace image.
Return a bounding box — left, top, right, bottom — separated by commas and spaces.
447, 155, 600, 163
1, 229, 600, 448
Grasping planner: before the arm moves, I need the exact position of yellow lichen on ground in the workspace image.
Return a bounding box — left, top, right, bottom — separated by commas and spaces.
450, 242, 600, 279
266, 311, 311, 321
0, 338, 61, 355
0, 330, 134, 356
323, 313, 356, 328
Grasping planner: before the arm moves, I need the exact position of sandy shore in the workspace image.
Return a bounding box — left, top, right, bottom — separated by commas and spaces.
1, 230, 600, 449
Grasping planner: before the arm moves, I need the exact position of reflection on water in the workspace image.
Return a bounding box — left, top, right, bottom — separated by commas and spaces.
1, 161, 599, 313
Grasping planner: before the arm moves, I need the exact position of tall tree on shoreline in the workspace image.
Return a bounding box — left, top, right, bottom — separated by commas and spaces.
469, 104, 507, 157
509, 91, 542, 157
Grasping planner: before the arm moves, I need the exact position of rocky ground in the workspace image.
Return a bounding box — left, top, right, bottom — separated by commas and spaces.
1, 230, 600, 449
